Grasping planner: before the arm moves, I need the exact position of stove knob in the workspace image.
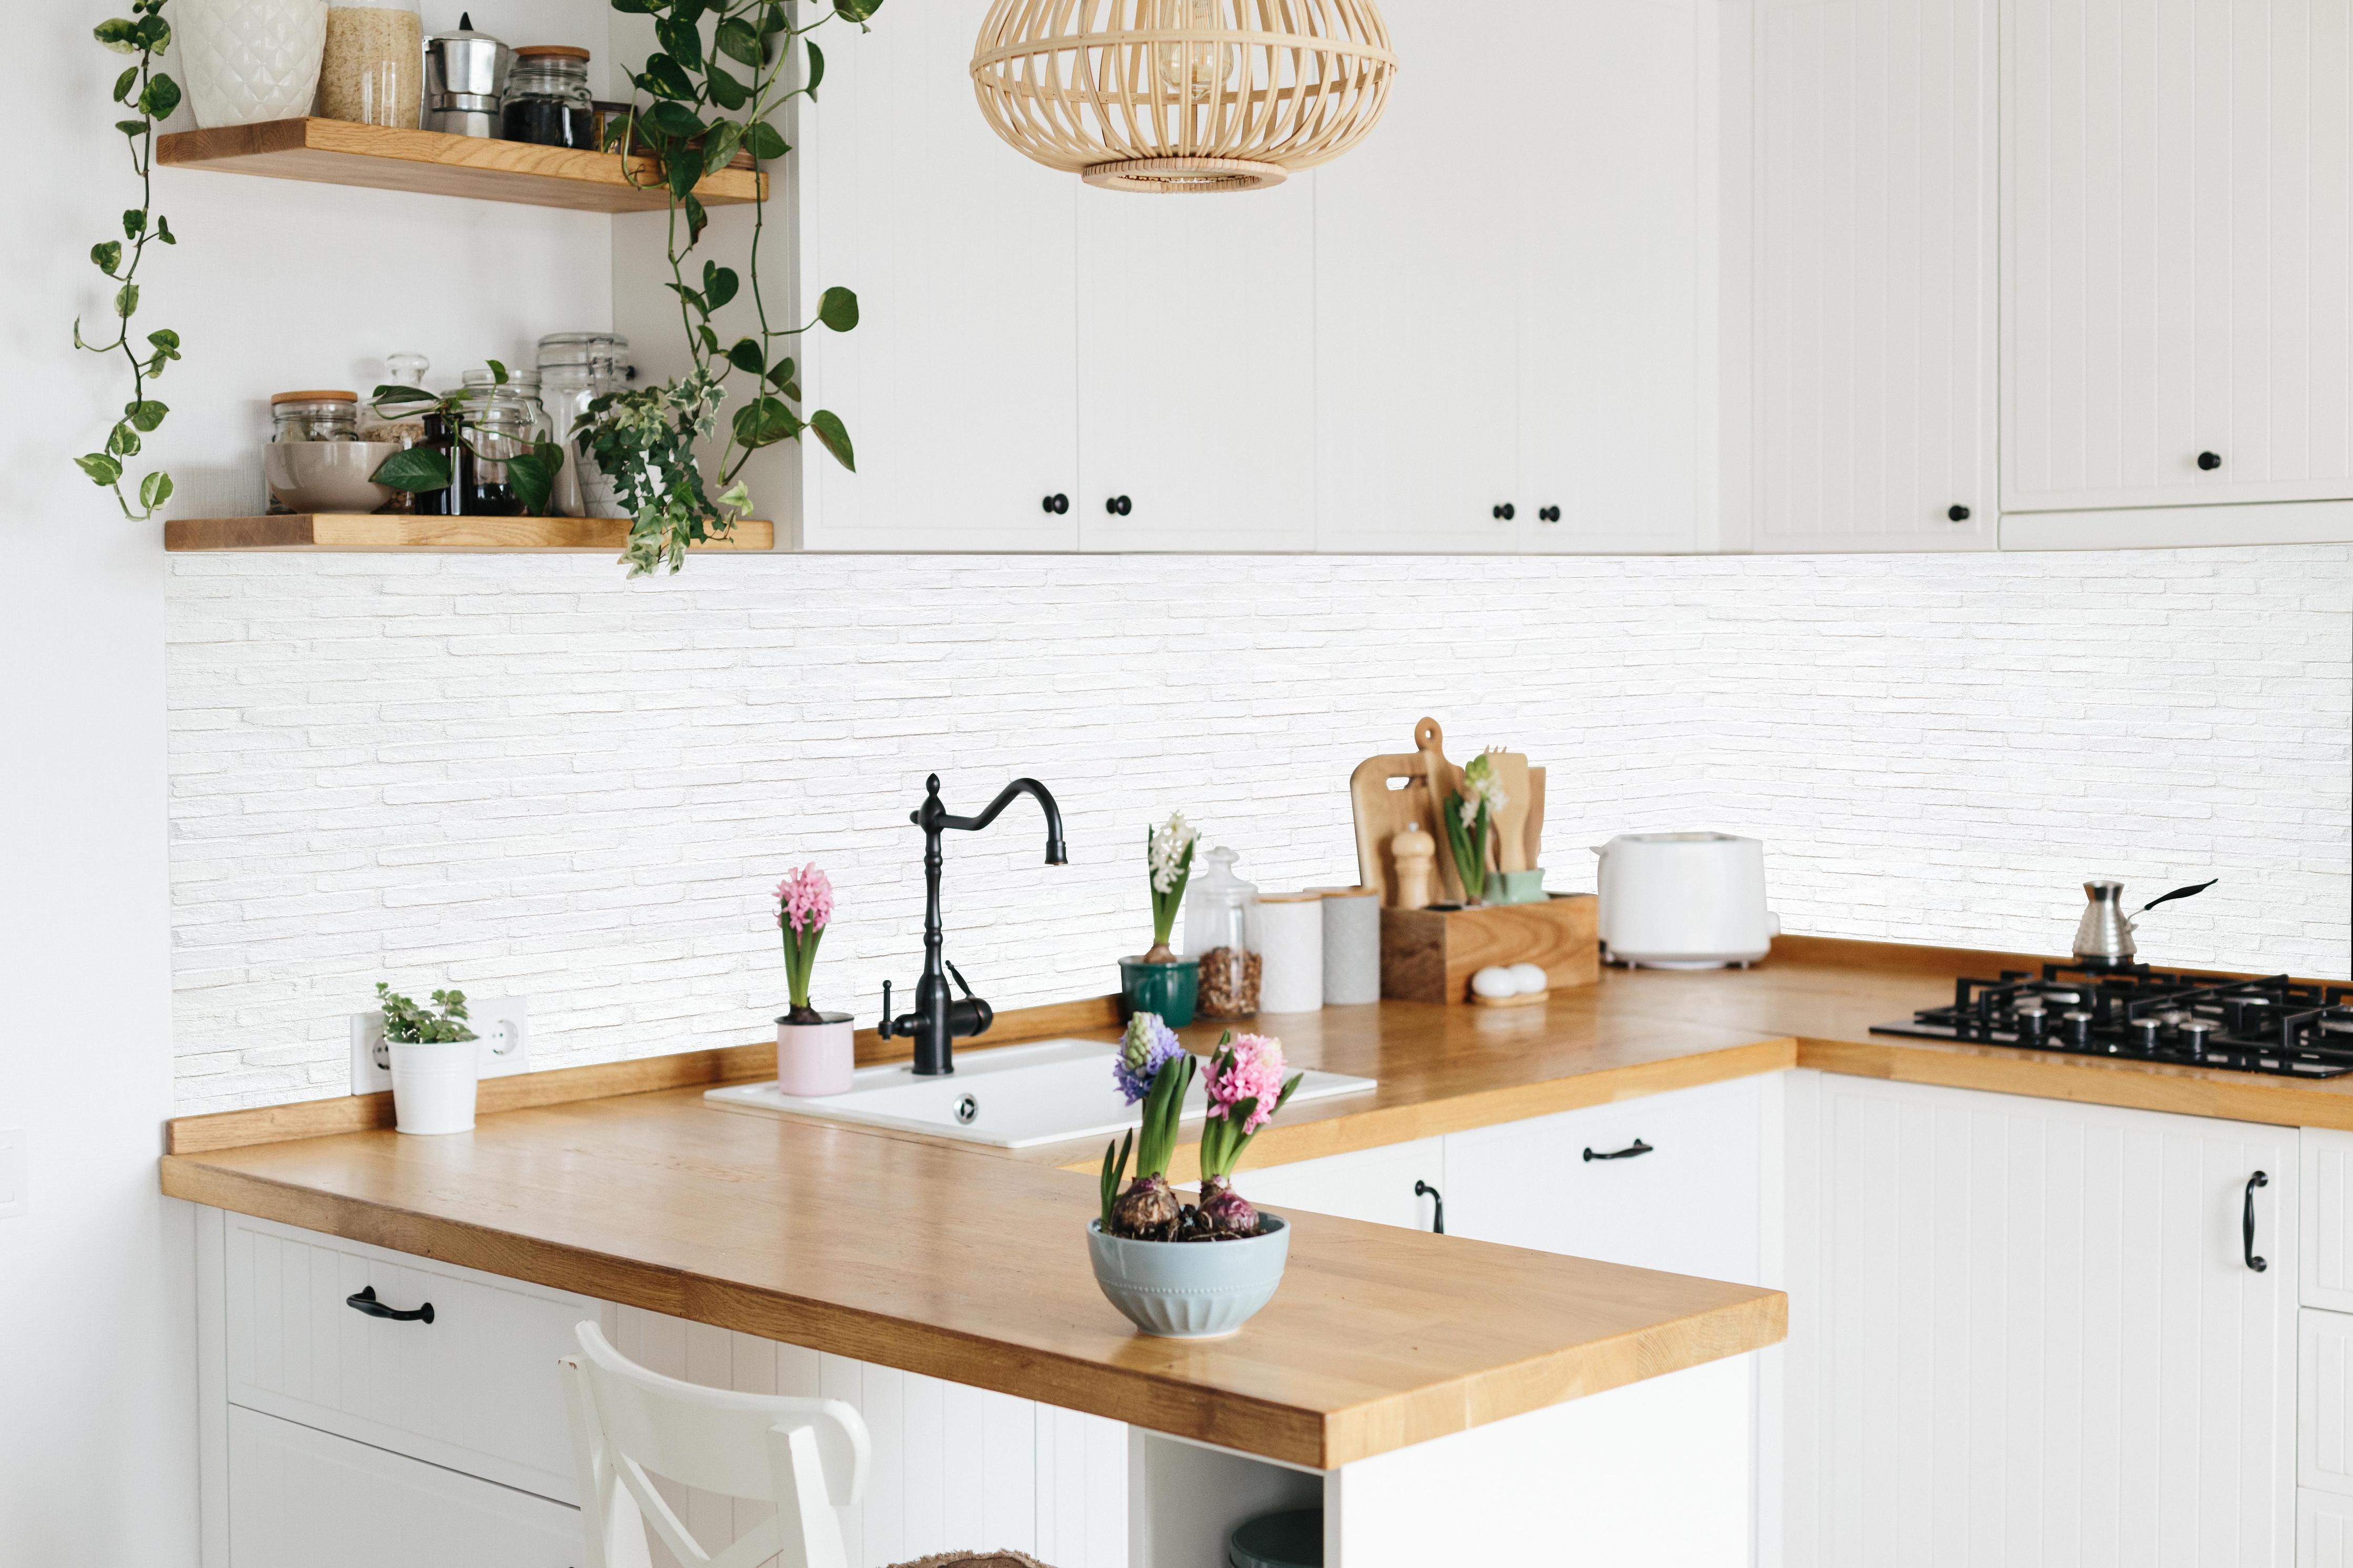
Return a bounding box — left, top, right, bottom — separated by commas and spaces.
2063, 1009, 2095, 1047
2015, 1005, 2048, 1042
2129, 1018, 2163, 1052
2179, 1018, 2216, 1056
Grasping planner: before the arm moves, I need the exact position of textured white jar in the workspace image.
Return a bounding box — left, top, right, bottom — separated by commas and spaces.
178, 0, 328, 128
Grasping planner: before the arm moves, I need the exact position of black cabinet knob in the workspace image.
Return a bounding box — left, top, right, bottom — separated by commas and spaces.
1539, 505, 1561, 523
1041, 493, 1069, 515
1492, 503, 1516, 521
1947, 504, 1971, 522
2198, 451, 2223, 471
1105, 495, 1132, 517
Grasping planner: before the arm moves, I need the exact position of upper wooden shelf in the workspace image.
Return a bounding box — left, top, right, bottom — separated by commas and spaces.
165, 514, 783, 554
156, 118, 764, 213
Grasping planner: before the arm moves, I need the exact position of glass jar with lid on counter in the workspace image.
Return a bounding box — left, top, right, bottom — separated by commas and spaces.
1183, 846, 1263, 1018
502, 45, 597, 148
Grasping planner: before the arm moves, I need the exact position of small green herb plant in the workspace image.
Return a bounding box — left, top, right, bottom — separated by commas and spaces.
376, 984, 478, 1046
367, 361, 566, 515
75, 0, 183, 520
588, 0, 877, 575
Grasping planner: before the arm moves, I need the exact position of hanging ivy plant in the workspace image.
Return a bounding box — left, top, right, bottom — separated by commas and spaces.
594, 0, 875, 575
77, 0, 184, 520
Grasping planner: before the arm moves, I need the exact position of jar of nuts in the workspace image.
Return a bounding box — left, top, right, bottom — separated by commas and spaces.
1182, 846, 1262, 1018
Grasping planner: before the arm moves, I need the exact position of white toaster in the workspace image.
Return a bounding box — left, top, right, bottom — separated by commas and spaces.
1591, 832, 1778, 968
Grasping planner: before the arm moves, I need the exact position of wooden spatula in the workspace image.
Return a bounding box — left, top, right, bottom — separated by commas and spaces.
1482, 747, 1534, 874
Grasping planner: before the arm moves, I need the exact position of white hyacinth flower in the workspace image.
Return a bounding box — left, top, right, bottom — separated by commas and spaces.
1149, 812, 1198, 893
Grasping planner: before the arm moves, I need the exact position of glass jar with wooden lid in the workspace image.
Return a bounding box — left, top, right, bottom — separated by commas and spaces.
269, 390, 362, 443
502, 46, 597, 148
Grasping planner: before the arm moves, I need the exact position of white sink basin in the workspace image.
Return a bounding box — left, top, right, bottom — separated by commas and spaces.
705, 1037, 1378, 1150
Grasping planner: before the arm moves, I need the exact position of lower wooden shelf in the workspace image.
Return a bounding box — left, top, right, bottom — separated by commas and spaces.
164, 515, 786, 554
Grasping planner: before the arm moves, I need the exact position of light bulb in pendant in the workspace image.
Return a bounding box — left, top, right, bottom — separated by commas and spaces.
1153, 0, 1234, 106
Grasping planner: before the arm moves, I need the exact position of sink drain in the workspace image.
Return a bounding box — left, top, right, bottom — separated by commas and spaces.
954, 1095, 979, 1125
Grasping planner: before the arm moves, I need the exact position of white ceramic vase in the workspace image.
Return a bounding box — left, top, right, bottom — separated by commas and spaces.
178, 0, 329, 129
389, 1036, 477, 1135
776, 1013, 854, 1097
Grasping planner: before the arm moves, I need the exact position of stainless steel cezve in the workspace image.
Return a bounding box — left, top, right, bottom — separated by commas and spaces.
2070, 876, 2218, 966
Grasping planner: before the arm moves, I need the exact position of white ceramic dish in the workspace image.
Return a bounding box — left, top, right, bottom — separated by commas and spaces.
266, 441, 405, 513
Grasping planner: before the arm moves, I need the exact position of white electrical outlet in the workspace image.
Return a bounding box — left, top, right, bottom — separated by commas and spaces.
0, 1129, 26, 1219
349, 996, 531, 1095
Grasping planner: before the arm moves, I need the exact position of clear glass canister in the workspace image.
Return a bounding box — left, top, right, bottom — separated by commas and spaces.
502, 46, 597, 148
1182, 846, 1262, 1018
359, 353, 431, 514
537, 332, 631, 517
451, 380, 544, 516
270, 390, 361, 442
319, 0, 423, 128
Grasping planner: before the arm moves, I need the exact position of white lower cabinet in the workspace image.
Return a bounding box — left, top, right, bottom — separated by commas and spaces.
2307, 1491, 2353, 1568
1784, 1071, 2298, 1567
1235, 1137, 1445, 1232
227, 1407, 578, 1568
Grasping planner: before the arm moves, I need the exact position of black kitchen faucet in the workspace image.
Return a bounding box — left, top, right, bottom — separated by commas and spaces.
879, 774, 1067, 1076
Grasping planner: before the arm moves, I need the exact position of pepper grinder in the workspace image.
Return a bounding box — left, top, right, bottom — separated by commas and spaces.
424, 13, 511, 137
1391, 822, 1438, 911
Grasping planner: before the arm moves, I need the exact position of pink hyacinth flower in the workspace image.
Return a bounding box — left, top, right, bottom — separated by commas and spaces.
1206, 1033, 1287, 1135
776, 864, 834, 936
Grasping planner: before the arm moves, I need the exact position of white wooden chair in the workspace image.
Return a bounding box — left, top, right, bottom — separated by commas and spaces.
559, 1321, 871, 1568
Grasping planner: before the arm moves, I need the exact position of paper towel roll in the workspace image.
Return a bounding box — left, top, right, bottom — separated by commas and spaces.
1316, 887, 1382, 1006
1257, 894, 1325, 1014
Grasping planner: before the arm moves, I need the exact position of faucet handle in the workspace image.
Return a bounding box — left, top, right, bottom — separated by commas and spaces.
879, 979, 895, 1037
944, 959, 978, 1000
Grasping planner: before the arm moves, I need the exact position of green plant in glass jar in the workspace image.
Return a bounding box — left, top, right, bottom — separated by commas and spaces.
367, 362, 566, 517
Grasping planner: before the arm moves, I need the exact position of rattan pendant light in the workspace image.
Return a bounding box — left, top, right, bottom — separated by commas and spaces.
970, 1, 1399, 193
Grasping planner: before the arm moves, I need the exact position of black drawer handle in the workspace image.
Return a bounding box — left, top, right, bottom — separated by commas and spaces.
2198, 450, 2223, 471
346, 1284, 435, 1324
1492, 502, 1516, 521
1947, 503, 1971, 522
1539, 505, 1561, 523
2244, 1171, 2269, 1272
1584, 1138, 1653, 1162
1414, 1179, 1445, 1234
1105, 494, 1131, 516
1041, 493, 1068, 514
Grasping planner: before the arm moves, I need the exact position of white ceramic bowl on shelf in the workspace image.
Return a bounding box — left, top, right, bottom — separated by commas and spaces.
265, 441, 404, 513
178, 0, 329, 129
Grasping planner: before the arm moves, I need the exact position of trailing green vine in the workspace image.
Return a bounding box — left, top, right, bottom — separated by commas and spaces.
77, 0, 183, 520
592, 0, 874, 575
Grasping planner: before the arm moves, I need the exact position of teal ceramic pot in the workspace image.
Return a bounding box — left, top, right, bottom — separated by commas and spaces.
1119, 956, 1199, 1028
1087, 1216, 1290, 1338
1491, 868, 1547, 905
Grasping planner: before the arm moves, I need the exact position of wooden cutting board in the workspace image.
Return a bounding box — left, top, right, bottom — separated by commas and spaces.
1352, 718, 1464, 905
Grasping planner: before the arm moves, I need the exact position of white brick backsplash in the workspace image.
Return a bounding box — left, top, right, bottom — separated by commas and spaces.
165, 547, 2352, 1112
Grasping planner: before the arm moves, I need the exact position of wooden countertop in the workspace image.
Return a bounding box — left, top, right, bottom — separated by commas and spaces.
161, 933, 2343, 1467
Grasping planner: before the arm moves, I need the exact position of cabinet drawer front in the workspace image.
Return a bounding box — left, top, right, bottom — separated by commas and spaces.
2307, 1311, 2353, 1496
1232, 1137, 1445, 1232
224, 1212, 597, 1503
229, 1406, 579, 1568
2306, 1489, 2353, 1568
2306, 1130, 2353, 1312
1443, 1074, 1764, 1283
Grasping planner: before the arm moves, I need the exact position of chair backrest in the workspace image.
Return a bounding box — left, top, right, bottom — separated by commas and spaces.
560, 1320, 870, 1568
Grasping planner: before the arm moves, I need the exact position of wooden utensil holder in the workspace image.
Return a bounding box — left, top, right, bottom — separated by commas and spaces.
1380, 895, 1598, 1004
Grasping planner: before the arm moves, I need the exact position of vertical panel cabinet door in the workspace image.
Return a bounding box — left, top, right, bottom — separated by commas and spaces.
1312, 0, 1522, 554
795, 7, 1080, 551
2004, 0, 2353, 513
1076, 179, 1318, 553
1229, 1137, 1446, 1232
1754, 0, 1997, 551
228, 1407, 579, 1568
1783, 1073, 2298, 1568
1516, 0, 1709, 555
1440, 1075, 1765, 1283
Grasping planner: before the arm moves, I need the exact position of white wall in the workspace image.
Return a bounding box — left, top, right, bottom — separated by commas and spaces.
165, 546, 2349, 1113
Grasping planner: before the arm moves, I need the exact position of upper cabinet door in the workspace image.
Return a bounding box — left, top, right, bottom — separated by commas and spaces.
2005, 0, 2353, 512
1075, 180, 1319, 552
1313, 1, 1523, 554
1755, 0, 1998, 551
1517, 0, 1710, 555
797, 8, 1080, 551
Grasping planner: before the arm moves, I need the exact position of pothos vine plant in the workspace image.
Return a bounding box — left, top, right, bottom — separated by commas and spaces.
591, 0, 876, 576
76, 0, 183, 521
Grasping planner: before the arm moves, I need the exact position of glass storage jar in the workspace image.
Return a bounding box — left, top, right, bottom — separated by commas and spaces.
270, 390, 362, 443
502, 45, 597, 148
537, 332, 631, 517
318, 0, 423, 128
1182, 846, 1262, 1018
358, 353, 431, 514
451, 381, 544, 515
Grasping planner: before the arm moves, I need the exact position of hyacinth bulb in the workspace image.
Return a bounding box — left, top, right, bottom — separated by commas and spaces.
1196, 1176, 1259, 1237
1112, 1173, 1181, 1240
1151, 0, 1236, 106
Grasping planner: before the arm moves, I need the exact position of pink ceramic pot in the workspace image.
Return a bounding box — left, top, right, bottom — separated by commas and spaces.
776, 1012, 854, 1097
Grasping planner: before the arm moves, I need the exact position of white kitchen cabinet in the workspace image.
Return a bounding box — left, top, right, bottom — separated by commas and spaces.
1783, 1072, 2297, 1567
1443, 1074, 1767, 1283
2307, 1128, 2353, 1312
1076, 180, 1318, 553
1234, 1137, 1445, 1232
227, 1407, 579, 1568
2003, 0, 2353, 518
1316, 0, 1711, 555
792, 4, 1080, 552
2305, 1310, 2353, 1496
1751, 0, 1998, 552
2308, 1490, 2353, 1568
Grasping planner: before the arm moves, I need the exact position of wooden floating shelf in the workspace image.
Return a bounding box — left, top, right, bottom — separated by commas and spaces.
164, 514, 784, 554
157, 118, 764, 214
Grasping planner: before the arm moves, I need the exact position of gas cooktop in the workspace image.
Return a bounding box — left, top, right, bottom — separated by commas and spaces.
1874, 963, 2353, 1078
